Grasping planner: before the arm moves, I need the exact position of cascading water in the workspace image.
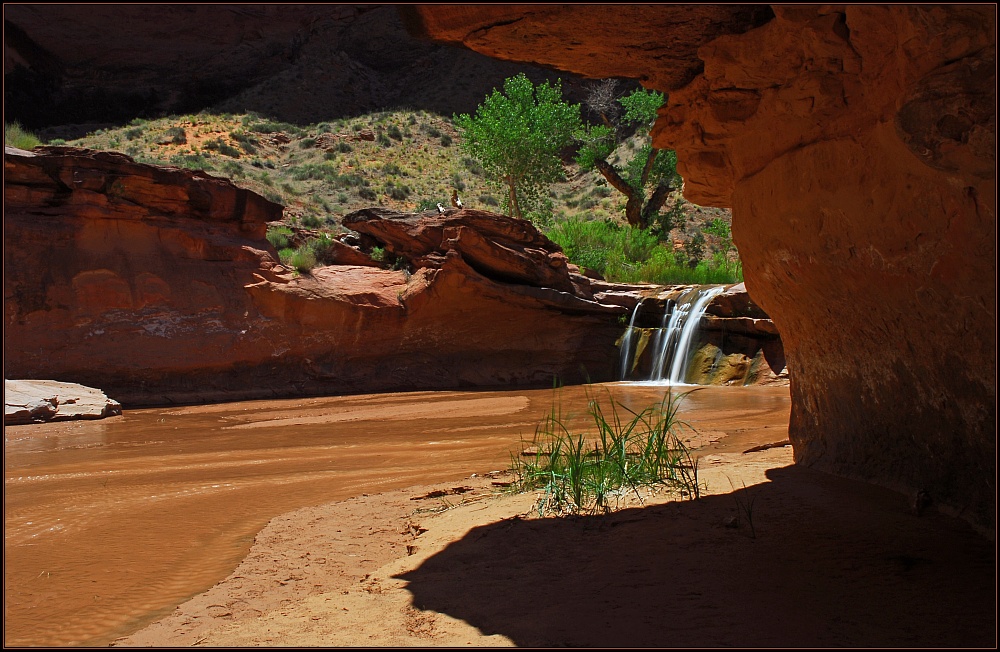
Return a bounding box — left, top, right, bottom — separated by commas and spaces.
618, 298, 644, 381
619, 285, 726, 384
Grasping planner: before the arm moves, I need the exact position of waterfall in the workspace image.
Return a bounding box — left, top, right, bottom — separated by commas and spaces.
662, 286, 725, 383
618, 298, 644, 381
619, 285, 725, 384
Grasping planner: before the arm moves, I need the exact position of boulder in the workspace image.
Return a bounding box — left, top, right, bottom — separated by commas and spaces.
5, 379, 121, 425
343, 208, 577, 293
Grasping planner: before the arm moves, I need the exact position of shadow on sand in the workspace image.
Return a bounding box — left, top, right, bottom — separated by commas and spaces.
398, 464, 994, 647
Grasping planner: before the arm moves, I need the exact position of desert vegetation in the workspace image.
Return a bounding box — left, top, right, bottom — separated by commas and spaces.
17, 81, 741, 283
509, 389, 703, 515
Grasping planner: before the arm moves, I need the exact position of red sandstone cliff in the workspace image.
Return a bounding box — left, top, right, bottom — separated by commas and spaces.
411, 5, 997, 530
4, 147, 780, 408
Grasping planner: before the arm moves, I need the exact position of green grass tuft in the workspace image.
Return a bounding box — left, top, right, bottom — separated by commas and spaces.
5, 122, 42, 150
509, 389, 703, 516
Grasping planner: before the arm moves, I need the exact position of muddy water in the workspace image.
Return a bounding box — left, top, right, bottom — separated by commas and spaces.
4, 383, 790, 647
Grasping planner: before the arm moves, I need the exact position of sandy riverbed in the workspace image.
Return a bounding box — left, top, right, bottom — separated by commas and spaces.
115, 445, 995, 647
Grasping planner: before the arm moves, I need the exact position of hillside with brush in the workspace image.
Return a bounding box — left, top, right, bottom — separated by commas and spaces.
13, 107, 740, 284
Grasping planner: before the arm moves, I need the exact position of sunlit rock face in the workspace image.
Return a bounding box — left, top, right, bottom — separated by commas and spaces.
3, 147, 630, 406
413, 5, 997, 529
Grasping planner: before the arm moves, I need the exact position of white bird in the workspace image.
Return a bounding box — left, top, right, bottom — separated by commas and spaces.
436, 203, 446, 214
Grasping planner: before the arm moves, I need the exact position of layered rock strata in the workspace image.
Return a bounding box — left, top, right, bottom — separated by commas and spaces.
4, 147, 635, 406
412, 5, 997, 529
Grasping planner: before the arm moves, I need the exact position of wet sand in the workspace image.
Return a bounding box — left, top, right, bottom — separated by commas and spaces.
4, 383, 790, 647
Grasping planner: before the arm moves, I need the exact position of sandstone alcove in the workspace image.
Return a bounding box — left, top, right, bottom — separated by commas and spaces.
407, 4, 997, 531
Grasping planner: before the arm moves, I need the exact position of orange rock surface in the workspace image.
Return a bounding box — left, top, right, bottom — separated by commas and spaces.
412, 5, 997, 529
3, 146, 631, 406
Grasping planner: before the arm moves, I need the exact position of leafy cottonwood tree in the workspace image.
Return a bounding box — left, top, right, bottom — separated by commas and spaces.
576, 85, 682, 230
455, 74, 581, 222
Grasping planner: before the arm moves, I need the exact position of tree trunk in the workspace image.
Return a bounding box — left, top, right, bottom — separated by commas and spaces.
594, 159, 643, 226
506, 178, 522, 220
641, 182, 675, 228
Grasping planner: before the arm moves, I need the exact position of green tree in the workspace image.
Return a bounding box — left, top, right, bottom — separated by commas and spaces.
703, 217, 741, 276
576, 85, 682, 230
455, 74, 581, 222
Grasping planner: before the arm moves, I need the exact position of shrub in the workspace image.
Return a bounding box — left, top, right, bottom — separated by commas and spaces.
5, 122, 41, 149
387, 183, 411, 200
230, 130, 259, 154
302, 214, 322, 228
266, 225, 293, 249
168, 153, 214, 171
381, 162, 405, 177
387, 125, 403, 141
358, 187, 377, 201
462, 157, 485, 176
336, 141, 353, 153
300, 137, 317, 149
165, 127, 187, 145
125, 127, 145, 141
279, 245, 317, 273
219, 160, 244, 178
440, 134, 452, 147
249, 119, 300, 135
203, 137, 242, 158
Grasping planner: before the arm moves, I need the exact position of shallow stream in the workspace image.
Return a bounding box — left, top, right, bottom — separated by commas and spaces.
4, 383, 790, 646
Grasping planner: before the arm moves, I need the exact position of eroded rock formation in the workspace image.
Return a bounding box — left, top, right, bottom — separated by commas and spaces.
412, 5, 997, 529
4, 147, 637, 405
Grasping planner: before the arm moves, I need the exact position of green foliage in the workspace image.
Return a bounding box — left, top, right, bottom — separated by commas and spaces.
439, 134, 452, 147
546, 220, 657, 276
248, 118, 300, 135
547, 219, 742, 284
5, 122, 42, 149
203, 137, 241, 158
574, 87, 680, 229
266, 225, 293, 250
387, 125, 403, 141
370, 246, 386, 263
124, 127, 145, 141
619, 88, 665, 128
301, 214, 322, 228
287, 246, 317, 273
230, 130, 259, 154
168, 153, 214, 171
574, 123, 615, 170
455, 73, 581, 222
307, 234, 338, 265
509, 389, 702, 515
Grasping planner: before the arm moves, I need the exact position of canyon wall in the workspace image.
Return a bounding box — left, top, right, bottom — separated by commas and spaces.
412, 5, 997, 529
3, 147, 633, 405
5, 5, 633, 135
